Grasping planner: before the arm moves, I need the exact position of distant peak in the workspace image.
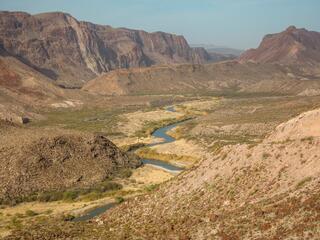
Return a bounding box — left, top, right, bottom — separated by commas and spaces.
286, 25, 297, 32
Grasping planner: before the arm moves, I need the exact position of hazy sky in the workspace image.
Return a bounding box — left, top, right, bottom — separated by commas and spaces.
0, 0, 319, 49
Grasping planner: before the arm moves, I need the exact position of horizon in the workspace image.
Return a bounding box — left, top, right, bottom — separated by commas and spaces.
0, 0, 319, 50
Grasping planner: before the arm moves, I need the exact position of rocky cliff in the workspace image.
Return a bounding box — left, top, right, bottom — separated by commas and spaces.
0, 11, 210, 87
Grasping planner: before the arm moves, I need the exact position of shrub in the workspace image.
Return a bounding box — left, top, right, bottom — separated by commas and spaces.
117, 168, 133, 179
8, 217, 23, 230
80, 191, 103, 202
295, 177, 313, 189
63, 191, 79, 201
62, 214, 75, 221
44, 209, 53, 215
25, 210, 38, 217
99, 182, 122, 192
37, 191, 63, 202
14, 213, 24, 219
115, 196, 124, 204
145, 184, 159, 192
262, 152, 271, 159
301, 136, 313, 143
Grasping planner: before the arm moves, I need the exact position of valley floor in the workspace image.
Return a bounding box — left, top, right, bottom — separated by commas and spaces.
2, 94, 320, 239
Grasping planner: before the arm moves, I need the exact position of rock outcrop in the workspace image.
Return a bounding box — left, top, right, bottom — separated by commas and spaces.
239, 26, 320, 65
0, 11, 210, 87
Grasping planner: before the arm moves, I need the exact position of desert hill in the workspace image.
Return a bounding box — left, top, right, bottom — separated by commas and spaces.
0, 11, 210, 87
0, 52, 68, 123
0, 127, 141, 204
83, 61, 320, 96
239, 26, 320, 67
94, 107, 320, 239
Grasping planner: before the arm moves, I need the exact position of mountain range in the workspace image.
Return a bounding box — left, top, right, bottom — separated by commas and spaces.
0, 11, 210, 87
191, 44, 244, 57
1, 11, 320, 123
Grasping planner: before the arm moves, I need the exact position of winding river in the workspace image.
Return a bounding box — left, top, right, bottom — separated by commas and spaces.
73, 106, 185, 221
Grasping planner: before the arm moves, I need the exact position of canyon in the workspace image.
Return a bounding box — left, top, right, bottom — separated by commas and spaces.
1, 10, 320, 240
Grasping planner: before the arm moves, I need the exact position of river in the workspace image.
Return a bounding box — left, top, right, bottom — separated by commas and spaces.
73, 106, 185, 222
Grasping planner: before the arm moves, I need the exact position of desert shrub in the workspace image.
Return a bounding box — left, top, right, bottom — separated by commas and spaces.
25, 210, 38, 217
295, 177, 313, 189
117, 168, 133, 178
115, 196, 124, 204
8, 217, 23, 230
63, 191, 79, 201
62, 214, 75, 221
145, 184, 159, 192
120, 143, 146, 152
80, 192, 103, 202
301, 136, 314, 143
44, 209, 53, 215
23, 194, 38, 202
101, 182, 122, 192
37, 191, 63, 202
5, 181, 123, 205
262, 152, 271, 159
14, 213, 24, 218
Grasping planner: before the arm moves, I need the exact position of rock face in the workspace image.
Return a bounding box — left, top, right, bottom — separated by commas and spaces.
0, 11, 210, 87
239, 26, 320, 65
0, 133, 141, 202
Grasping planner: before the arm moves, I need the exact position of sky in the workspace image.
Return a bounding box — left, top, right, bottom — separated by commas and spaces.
0, 0, 319, 50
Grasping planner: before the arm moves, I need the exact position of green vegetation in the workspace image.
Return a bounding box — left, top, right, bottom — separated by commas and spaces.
30, 108, 126, 135
262, 152, 271, 159
25, 210, 38, 217
134, 117, 192, 138
207, 135, 259, 154
115, 196, 125, 204
145, 184, 159, 192
115, 168, 133, 178
295, 177, 313, 189
62, 214, 75, 222
120, 143, 146, 152
7, 217, 23, 230
301, 136, 314, 143
136, 147, 196, 165
1, 181, 123, 206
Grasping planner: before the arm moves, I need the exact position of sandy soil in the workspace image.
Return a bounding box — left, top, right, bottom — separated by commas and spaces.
177, 98, 219, 112
150, 139, 207, 167
111, 136, 164, 147
130, 165, 174, 185
117, 109, 184, 136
